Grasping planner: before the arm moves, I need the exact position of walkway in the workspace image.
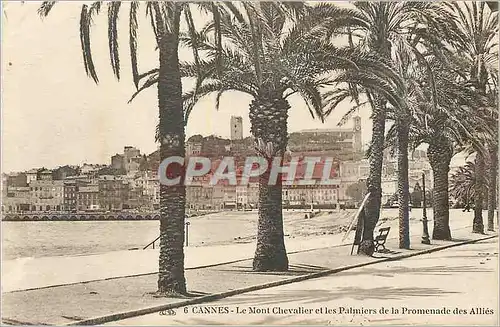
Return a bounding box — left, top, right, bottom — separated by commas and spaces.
2, 213, 495, 325
2, 209, 476, 293
109, 237, 499, 326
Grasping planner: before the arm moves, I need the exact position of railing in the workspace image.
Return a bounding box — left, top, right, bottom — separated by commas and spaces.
143, 221, 191, 250
143, 235, 160, 250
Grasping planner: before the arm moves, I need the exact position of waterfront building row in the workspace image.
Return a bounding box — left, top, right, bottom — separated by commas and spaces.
2, 162, 432, 214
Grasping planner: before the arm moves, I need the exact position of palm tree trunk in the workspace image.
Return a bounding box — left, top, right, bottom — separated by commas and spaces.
249, 95, 290, 272
487, 146, 497, 231
358, 33, 392, 256
427, 137, 452, 240
157, 30, 187, 295
397, 120, 410, 249
473, 152, 485, 233
359, 96, 386, 255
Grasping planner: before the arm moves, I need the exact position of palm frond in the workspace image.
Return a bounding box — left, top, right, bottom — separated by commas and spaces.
128, 72, 158, 103
129, 1, 139, 88
38, 1, 56, 17
337, 101, 369, 127
449, 161, 489, 203
107, 1, 121, 80
79, 4, 99, 83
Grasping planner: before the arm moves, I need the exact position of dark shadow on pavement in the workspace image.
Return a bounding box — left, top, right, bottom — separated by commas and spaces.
221, 286, 458, 307
214, 263, 330, 276
426, 253, 498, 260
335, 264, 494, 278
372, 249, 403, 257
450, 238, 475, 242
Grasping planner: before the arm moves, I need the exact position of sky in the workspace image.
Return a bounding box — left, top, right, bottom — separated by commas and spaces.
2, 2, 373, 173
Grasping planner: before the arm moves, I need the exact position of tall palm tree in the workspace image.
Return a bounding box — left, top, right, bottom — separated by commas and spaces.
315, 2, 459, 253
444, 2, 498, 234
487, 136, 498, 231
39, 1, 227, 296
384, 57, 493, 240
450, 161, 477, 206
154, 2, 403, 270
449, 159, 495, 212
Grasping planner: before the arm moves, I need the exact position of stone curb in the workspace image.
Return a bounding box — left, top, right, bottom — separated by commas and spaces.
64, 234, 497, 326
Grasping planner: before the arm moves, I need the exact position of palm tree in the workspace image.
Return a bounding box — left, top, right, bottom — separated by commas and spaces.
385, 57, 493, 240
444, 2, 498, 234
39, 1, 228, 296
450, 161, 483, 207
487, 137, 498, 231
316, 2, 459, 253
163, 3, 403, 270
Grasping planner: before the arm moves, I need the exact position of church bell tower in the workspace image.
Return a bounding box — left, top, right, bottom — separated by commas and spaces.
353, 116, 362, 153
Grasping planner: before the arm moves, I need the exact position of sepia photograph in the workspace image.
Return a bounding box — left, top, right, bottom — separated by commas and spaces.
1, 1, 499, 325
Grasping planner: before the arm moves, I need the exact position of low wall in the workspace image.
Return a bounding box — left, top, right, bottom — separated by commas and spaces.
1, 213, 161, 221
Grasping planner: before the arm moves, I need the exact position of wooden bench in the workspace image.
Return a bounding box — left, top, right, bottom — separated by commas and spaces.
374, 227, 390, 252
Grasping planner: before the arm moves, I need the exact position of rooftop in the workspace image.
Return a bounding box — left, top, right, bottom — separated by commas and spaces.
294, 127, 353, 133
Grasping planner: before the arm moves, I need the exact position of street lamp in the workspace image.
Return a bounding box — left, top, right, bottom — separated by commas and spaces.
421, 173, 431, 244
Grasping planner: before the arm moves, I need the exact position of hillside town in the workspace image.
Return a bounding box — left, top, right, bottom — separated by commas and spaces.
2, 3, 497, 325
1, 116, 433, 215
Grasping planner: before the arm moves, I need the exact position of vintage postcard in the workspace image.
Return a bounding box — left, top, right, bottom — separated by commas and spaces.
1, 1, 498, 326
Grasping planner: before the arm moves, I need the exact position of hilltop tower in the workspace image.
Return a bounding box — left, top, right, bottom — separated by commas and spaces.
230, 116, 243, 140
352, 116, 362, 153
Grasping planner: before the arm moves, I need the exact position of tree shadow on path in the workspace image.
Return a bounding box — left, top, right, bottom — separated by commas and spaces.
336, 264, 494, 278
215, 263, 330, 276
221, 286, 458, 307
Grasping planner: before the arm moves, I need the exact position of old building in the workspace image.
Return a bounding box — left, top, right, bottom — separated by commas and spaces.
29, 180, 64, 211
1, 173, 7, 203
124, 146, 140, 161
63, 179, 90, 212
52, 165, 78, 180
230, 116, 243, 141
280, 159, 341, 207
6, 172, 28, 187
186, 136, 203, 156
63, 181, 77, 211
201, 136, 231, 158
25, 168, 39, 184
288, 116, 363, 161
125, 183, 147, 210
111, 154, 125, 170
236, 182, 259, 209
38, 169, 53, 181
80, 164, 103, 180
352, 116, 362, 153
137, 172, 159, 210
283, 184, 340, 207
186, 185, 215, 211
98, 176, 129, 211
77, 184, 100, 211
123, 146, 142, 173
2, 186, 30, 212
126, 157, 141, 174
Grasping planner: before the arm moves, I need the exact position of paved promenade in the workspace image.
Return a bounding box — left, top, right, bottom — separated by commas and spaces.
2, 210, 496, 325
2, 209, 476, 293
111, 237, 499, 326
2, 233, 344, 293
